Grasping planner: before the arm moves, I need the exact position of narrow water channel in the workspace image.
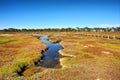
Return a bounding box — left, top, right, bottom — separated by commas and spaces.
38, 35, 63, 68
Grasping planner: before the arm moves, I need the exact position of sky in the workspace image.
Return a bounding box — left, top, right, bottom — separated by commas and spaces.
0, 0, 120, 29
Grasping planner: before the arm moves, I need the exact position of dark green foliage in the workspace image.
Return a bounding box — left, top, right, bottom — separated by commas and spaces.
0, 27, 120, 32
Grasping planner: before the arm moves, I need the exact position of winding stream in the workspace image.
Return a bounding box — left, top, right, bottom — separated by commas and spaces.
38, 35, 63, 68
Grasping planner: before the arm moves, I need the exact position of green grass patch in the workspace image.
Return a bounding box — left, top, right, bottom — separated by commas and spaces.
0, 36, 13, 43
75, 44, 84, 50
101, 43, 120, 50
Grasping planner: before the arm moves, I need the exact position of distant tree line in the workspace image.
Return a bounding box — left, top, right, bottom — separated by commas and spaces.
0, 27, 120, 32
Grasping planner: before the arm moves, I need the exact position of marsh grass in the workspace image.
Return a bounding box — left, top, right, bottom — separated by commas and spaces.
43, 32, 120, 80
0, 32, 120, 80
0, 35, 47, 79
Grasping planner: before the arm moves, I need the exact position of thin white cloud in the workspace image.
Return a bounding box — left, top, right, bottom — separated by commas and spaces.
99, 24, 120, 28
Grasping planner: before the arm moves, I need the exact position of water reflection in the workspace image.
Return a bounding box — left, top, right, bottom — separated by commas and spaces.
38, 35, 62, 68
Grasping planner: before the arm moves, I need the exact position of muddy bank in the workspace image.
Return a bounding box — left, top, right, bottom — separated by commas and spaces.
58, 41, 75, 68
16, 47, 49, 76
59, 41, 75, 57
41, 36, 75, 68
17, 35, 63, 76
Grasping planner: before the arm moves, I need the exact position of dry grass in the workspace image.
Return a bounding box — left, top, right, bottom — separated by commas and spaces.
58, 33, 120, 80
29, 32, 120, 80
0, 34, 47, 79
0, 32, 120, 80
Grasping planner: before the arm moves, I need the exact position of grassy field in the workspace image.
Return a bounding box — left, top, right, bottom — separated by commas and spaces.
0, 32, 120, 80
0, 34, 47, 79
59, 32, 120, 80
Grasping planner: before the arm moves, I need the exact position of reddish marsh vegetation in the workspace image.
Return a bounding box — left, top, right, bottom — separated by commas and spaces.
0, 32, 120, 80
0, 34, 47, 78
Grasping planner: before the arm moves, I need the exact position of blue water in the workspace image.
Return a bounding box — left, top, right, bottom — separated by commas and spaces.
38, 35, 63, 68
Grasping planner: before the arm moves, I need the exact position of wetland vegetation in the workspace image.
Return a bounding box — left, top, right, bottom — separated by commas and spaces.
0, 30, 120, 80
1, 0, 120, 79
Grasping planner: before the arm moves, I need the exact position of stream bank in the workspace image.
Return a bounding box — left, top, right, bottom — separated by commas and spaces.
17, 35, 64, 76
37, 35, 63, 68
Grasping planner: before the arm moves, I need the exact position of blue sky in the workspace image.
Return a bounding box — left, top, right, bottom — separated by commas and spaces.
0, 0, 120, 29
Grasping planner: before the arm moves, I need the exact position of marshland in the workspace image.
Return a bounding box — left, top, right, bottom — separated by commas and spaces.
0, 0, 120, 80
0, 28, 120, 80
